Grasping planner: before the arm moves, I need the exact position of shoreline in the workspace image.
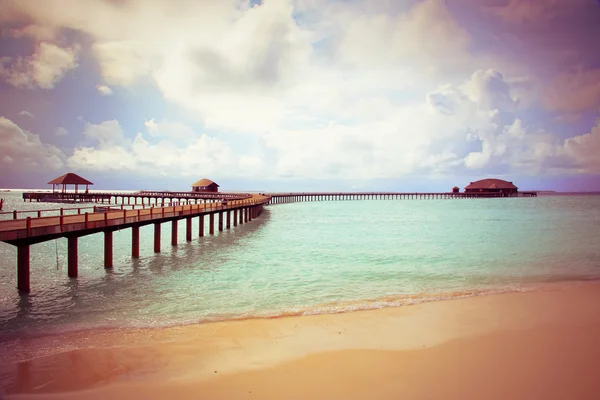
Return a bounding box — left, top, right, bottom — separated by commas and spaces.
1, 279, 593, 362
2, 280, 600, 398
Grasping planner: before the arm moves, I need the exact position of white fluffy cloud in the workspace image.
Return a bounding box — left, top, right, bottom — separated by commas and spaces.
0, 42, 79, 89
96, 84, 113, 96
144, 119, 196, 140
564, 119, 600, 173
61, 69, 589, 180
18, 110, 35, 118
66, 119, 266, 177
333, 0, 471, 75
0, 117, 65, 170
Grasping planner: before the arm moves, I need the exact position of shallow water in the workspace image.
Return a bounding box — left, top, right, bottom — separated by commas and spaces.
1, 191, 599, 359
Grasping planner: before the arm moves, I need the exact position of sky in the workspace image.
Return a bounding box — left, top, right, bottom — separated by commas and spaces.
0, 0, 599, 192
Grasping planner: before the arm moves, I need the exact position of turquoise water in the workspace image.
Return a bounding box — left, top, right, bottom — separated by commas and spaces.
1, 192, 600, 361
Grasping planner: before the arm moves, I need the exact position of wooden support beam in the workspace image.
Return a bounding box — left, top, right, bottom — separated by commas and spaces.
104, 231, 113, 269
132, 225, 140, 258
17, 244, 30, 293
186, 217, 192, 242
154, 223, 161, 253
68, 236, 78, 278
199, 215, 204, 237
172, 220, 178, 246
209, 214, 215, 234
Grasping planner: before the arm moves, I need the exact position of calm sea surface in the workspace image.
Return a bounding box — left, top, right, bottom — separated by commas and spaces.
1, 191, 600, 361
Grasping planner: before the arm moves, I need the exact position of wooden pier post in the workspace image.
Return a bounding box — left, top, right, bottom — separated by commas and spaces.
199, 215, 204, 237
239, 208, 244, 224
154, 223, 161, 253
209, 214, 215, 234
68, 236, 78, 278
218, 212, 223, 232
186, 217, 192, 242
17, 244, 30, 293
233, 209, 238, 226
226, 211, 231, 229
104, 231, 113, 269
132, 225, 140, 258
171, 220, 178, 246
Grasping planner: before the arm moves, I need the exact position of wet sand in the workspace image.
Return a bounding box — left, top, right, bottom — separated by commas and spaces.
3, 282, 600, 399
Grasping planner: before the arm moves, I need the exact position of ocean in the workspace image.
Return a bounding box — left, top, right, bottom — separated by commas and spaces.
1, 191, 600, 363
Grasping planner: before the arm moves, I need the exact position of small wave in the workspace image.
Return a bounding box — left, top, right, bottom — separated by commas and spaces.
2, 279, 599, 366
0, 283, 550, 364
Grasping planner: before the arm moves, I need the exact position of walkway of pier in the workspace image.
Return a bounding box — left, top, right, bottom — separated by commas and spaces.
22, 190, 252, 204
0, 195, 270, 293
266, 191, 537, 204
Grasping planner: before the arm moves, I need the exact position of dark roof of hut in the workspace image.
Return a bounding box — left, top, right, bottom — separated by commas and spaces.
465, 179, 517, 190
192, 178, 219, 187
48, 173, 94, 185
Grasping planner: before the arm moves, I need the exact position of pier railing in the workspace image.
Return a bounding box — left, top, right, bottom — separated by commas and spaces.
22, 190, 253, 203
0, 196, 270, 240
265, 191, 538, 204
0, 201, 224, 219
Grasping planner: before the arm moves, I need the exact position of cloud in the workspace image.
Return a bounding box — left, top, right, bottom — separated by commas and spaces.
0, 116, 65, 170
96, 84, 113, 96
66, 119, 266, 177
564, 119, 600, 173
55, 126, 68, 136
92, 41, 156, 86
3, 0, 479, 132
82, 120, 129, 148
18, 110, 35, 118
0, 42, 79, 89
425, 71, 578, 175
461, 69, 518, 112
143, 119, 196, 140
333, 0, 472, 75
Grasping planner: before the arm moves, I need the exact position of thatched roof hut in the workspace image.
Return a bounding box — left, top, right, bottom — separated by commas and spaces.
465, 179, 518, 193
48, 173, 93, 193
191, 178, 219, 193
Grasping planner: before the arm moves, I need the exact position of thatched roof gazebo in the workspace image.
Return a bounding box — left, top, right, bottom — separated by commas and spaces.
464, 179, 518, 193
191, 178, 219, 193
48, 173, 94, 193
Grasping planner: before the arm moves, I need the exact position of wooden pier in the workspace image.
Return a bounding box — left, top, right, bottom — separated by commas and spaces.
0, 195, 269, 293
22, 190, 252, 204
266, 191, 537, 204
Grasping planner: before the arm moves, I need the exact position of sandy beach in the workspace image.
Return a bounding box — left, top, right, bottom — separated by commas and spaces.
3, 282, 600, 399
